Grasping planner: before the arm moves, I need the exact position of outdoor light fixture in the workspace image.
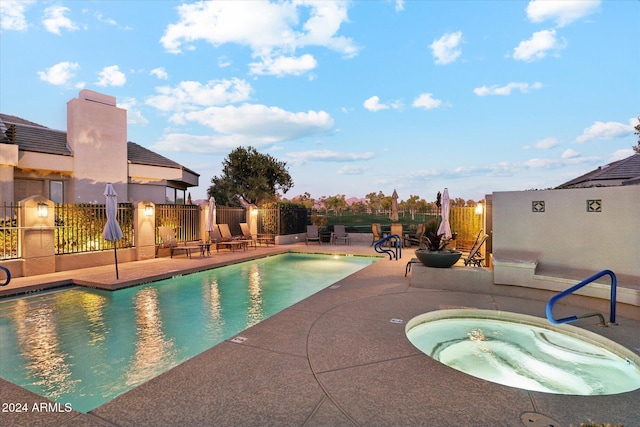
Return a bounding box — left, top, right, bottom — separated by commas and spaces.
145, 204, 153, 217
37, 203, 49, 218
475, 203, 483, 215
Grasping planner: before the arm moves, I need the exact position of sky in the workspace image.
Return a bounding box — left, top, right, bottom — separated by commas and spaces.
1, 0, 638, 204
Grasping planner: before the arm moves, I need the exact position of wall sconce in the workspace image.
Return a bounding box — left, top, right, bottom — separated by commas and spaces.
475, 203, 483, 215
145, 205, 154, 217
250, 205, 258, 217
37, 203, 49, 218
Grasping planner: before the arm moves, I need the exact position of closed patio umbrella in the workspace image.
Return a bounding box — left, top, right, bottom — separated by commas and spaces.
437, 188, 452, 239
390, 189, 399, 222
205, 196, 216, 240
103, 183, 124, 279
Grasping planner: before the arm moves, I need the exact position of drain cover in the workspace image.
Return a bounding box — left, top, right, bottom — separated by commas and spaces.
230, 336, 247, 344
520, 412, 560, 427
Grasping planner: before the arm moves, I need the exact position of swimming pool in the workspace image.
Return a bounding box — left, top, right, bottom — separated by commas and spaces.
406, 309, 640, 395
0, 252, 375, 413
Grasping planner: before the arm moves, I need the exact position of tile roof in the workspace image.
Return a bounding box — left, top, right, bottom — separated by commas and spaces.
557, 153, 640, 188
0, 114, 197, 175
0, 114, 71, 156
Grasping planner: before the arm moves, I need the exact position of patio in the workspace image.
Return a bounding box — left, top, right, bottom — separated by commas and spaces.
1, 242, 638, 426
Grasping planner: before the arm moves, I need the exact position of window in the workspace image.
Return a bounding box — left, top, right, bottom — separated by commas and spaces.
165, 187, 186, 204
176, 189, 185, 205
50, 180, 63, 204
165, 187, 175, 204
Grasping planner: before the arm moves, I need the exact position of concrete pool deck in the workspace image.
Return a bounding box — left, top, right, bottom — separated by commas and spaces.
1, 243, 639, 426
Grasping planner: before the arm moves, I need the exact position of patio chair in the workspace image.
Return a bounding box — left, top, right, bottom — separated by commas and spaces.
463, 234, 488, 267
306, 225, 321, 245
389, 223, 404, 248
371, 223, 382, 246
210, 225, 245, 252
157, 226, 202, 258
238, 223, 257, 249
331, 225, 351, 245
407, 223, 425, 248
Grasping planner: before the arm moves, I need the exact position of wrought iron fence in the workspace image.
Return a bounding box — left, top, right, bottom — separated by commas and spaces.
155, 204, 201, 243
215, 207, 245, 236
54, 203, 134, 255
257, 207, 308, 237
1, 202, 20, 260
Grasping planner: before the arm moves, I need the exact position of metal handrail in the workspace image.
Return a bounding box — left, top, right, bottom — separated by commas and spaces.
546, 269, 617, 326
0, 265, 10, 286
374, 234, 402, 260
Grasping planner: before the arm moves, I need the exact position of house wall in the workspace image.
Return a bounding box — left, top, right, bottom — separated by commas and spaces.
0, 143, 18, 204
492, 186, 640, 276
67, 90, 128, 203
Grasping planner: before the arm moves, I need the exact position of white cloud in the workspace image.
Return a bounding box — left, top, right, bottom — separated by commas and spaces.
287, 150, 375, 164
429, 31, 463, 65
42, 5, 78, 35
153, 104, 334, 153
575, 119, 635, 143
37, 61, 79, 85
160, 1, 358, 76
363, 96, 388, 112
610, 148, 634, 161
513, 29, 566, 62
117, 98, 149, 126
561, 148, 580, 159
150, 67, 169, 80
528, 137, 558, 149
337, 164, 368, 175
96, 65, 126, 87
250, 54, 317, 77
146, 78, 252, 112
474, 82, 543, 96
363, 96, 402, 112
526, 0, 601, 27
412, 93, 442, 110
1, 0, 34, 31
395, 1, 405, 12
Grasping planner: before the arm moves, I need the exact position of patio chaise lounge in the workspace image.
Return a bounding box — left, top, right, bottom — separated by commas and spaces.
210, 225, 246, 252
157, 226, 204, 258
463, 234, 488, 267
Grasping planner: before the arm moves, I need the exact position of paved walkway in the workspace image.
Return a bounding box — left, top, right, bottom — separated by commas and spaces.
1, 243, 639, 426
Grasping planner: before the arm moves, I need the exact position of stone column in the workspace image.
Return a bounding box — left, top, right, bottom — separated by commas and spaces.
135, 201, 156, 260
19, 196, 55, 276
0, 143, 18, 204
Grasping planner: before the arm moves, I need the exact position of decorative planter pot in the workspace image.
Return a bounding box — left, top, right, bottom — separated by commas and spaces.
415, 249, 462, 268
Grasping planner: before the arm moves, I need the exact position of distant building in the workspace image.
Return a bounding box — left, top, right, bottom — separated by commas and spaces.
0, 90, 198, 204
556, 153, 640, 189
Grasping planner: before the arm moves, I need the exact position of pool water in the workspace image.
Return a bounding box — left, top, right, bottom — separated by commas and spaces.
0, 252, 375, 412
406, 310, 640, 395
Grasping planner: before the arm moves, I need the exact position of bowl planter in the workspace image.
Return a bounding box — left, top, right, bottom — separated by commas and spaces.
415, 249, 462, 268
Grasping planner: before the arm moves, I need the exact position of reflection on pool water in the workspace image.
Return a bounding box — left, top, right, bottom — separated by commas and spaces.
0, 252, 375, 413
406, 309, 640, 395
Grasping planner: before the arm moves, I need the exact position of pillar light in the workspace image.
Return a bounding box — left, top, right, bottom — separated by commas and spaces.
475, 203, 483, 215
145, 205, 154, 217
37, 203, 49, 218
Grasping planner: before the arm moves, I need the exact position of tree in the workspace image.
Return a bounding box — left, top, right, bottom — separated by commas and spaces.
400, 195, 423, 220
208, 146, 293, 206
634, 115, 640, 153
290, 192, 315, 209
322, 194, 348, 217
365, 191, 385, 212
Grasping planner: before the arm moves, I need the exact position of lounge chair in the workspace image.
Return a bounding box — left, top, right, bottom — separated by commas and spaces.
371, 223, 382, 246
157, 226, 203, 258
238, 223, 257, 249
306, 225, 321, 245
210, 225, 245, 252
463, 234, 488, 267
331, 225, 351, 245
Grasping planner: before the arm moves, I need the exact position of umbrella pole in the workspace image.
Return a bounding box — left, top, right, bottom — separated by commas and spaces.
113, 243, 119, 280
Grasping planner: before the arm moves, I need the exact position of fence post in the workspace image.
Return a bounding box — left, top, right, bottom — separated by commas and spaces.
19, 195, 55, 276
135, 201, 156, 260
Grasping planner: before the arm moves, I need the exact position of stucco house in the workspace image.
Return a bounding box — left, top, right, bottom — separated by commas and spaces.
0, 89, 198, 205
556, 153, 640, 189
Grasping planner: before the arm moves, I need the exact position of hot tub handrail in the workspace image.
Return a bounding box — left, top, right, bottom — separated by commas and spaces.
0, 265, 10, 286
373, 234, 402, 261
546, 269, 617, 325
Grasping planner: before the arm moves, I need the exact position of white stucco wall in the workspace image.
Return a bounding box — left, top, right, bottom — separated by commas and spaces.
492, 186, 640, 276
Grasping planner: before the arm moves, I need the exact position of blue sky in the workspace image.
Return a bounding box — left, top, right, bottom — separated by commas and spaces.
1, 0, 638, 204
